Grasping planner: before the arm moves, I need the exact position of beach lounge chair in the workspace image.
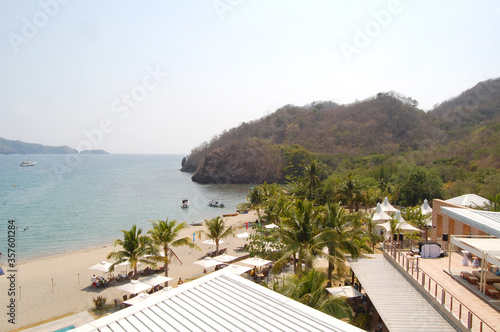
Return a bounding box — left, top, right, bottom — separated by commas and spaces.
460, 271, 479, 284
472, 270, 500, 284
218, 248, 227, 255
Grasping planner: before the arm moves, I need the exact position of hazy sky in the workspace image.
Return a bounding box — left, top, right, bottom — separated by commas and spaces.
1, 1, 499, 154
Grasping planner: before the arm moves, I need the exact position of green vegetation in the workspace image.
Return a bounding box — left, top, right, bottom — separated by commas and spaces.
147, 219, 201, 279
197, 216, 236, 254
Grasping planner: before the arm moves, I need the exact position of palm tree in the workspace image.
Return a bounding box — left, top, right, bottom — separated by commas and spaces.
336, 173, 363, 212
270, 269, 351, 320
107, 224, 152, 279
303, 160, 322, 201
320, 202, 364, 287
403, 206, 430, 241
274, 200, 329, 275
199, 216, 235, 254
147, 218, 200, 281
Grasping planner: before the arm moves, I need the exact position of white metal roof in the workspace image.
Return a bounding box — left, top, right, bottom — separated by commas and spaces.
441, 207, 500, 238
75, 271, 363, 332
444, 194, 490, 208
348, 255, 458, 332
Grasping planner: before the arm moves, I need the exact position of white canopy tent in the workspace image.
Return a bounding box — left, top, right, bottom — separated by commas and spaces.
381, 197, 398, 214
326, 286, 363, 298
371, 203, 391, 223
420, 199, 433, 215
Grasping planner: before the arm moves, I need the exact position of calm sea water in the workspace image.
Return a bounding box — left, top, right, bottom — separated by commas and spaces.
0, 154, 251, 262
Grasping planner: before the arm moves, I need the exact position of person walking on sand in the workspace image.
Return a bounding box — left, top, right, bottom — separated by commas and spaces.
178, 277, 184, 285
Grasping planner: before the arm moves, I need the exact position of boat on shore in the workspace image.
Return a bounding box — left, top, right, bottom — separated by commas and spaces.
222, 213, 239, 217
20, 160, 36, 167
181, 198, 189, 208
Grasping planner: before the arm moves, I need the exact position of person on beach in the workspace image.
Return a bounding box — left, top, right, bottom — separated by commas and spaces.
91, 275, 96, 287
178, 277, 184, 285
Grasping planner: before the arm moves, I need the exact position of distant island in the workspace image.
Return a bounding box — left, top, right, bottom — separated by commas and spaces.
0, 137, 110, 155
0, 137, 78, 154
80, 149, 109, 154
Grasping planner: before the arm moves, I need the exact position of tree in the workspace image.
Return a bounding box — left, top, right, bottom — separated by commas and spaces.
269, 269, 351, 321
147, 219, 200, 281
274, 200, 329, 275
107, 225, 153, 279
199, 216, 235, 254
336, 173, 364, 212
398, 166, 443, 206
320, 202, 364, 287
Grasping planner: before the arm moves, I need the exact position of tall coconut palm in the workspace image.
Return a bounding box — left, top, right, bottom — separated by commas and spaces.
303, 160, 322, 201
274, 200, 329, 275
336, 173, 363, 212
199, 216, 235, 254
107, 224, 152, 279
147, 218, 200, 281
320, 202, 363, 287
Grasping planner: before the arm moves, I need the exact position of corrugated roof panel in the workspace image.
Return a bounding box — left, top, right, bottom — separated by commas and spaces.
97, 326, 114, 332
122, 316, 148, 332
107, 322, 126, 332
76, 273, 364, 332
132, 311, 165, 332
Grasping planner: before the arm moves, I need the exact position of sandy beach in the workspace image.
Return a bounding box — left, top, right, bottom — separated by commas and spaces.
0, 211, 258, 331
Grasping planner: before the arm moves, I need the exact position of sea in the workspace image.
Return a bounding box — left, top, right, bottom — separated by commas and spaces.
0, 154, 251, 263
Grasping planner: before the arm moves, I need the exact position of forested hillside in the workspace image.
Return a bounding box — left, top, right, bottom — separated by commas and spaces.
0, 137, 78, 154
181, 78, 500, 202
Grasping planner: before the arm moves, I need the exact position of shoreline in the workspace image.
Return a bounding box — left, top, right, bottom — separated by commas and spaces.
0, 211, 257, 331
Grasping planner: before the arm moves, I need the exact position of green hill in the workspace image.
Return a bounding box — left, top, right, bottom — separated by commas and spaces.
182, 78, 500, 184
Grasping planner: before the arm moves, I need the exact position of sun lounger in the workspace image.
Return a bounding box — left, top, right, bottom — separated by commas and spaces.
460, 271, 479, 284
472, 270, 500, 284
485, 285, 500, 299
493, 283, 500, 292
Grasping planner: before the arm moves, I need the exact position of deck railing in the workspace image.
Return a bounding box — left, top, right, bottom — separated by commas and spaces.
383, 242, 496, 332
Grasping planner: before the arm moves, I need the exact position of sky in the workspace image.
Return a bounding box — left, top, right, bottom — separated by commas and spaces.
1, 0, 500, 154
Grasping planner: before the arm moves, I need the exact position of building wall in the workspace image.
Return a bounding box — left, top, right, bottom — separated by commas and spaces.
431, 199, 489, 242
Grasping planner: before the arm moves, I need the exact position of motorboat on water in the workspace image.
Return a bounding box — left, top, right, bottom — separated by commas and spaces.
208, 200, 225, 208
20, 160, 36, 167
181, 198, 189, 208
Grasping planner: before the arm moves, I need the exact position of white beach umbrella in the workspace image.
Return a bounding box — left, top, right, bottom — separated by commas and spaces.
240, 257, 272, 267
213, 254, 238, 263
326, 286, 363, 298
421, 199, 433, 215
117, 280, 152, 294
236, 232, 251, 239
88, 261, 112, 273
123, 293, 150, 306
202, 239, 224, 245
371, 203, 391, 223
264, 223, 279, 229
221, 264, 252, 275
193, 257, 221, 269
381, 197, 398, 214
141, 274, 174, 286
399, 221, 424, 233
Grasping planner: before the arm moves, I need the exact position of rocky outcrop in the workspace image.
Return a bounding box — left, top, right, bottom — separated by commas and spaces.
191, 139, 284, 184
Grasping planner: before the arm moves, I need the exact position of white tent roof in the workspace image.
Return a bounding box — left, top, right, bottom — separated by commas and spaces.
441, 207, 500, 238
372, 203, 391, 223
445, 194, 490, 208
326, 286, 363, 298
75, 272, 364, 332
381, 197, 398, 213
420, 199, 433, 215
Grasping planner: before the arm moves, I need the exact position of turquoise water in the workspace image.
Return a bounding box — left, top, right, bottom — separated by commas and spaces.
0, 154, 250, 262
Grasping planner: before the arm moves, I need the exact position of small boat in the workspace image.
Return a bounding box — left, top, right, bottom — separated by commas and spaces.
20, 160, 36, 167
208, 200, 225, 208
222, 213, 239, 217
181, 198, 189, 208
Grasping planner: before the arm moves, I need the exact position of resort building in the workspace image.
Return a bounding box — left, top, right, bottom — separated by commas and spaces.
431, 194, 493, 241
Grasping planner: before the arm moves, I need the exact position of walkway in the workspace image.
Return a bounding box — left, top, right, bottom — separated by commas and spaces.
348, 254, 459, 332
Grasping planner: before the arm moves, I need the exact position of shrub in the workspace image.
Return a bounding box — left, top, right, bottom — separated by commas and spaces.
93, 295, 107, 310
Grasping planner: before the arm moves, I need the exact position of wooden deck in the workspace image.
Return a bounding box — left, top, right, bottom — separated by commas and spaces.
417, 250, 500, 330
349, 255, 459, 332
